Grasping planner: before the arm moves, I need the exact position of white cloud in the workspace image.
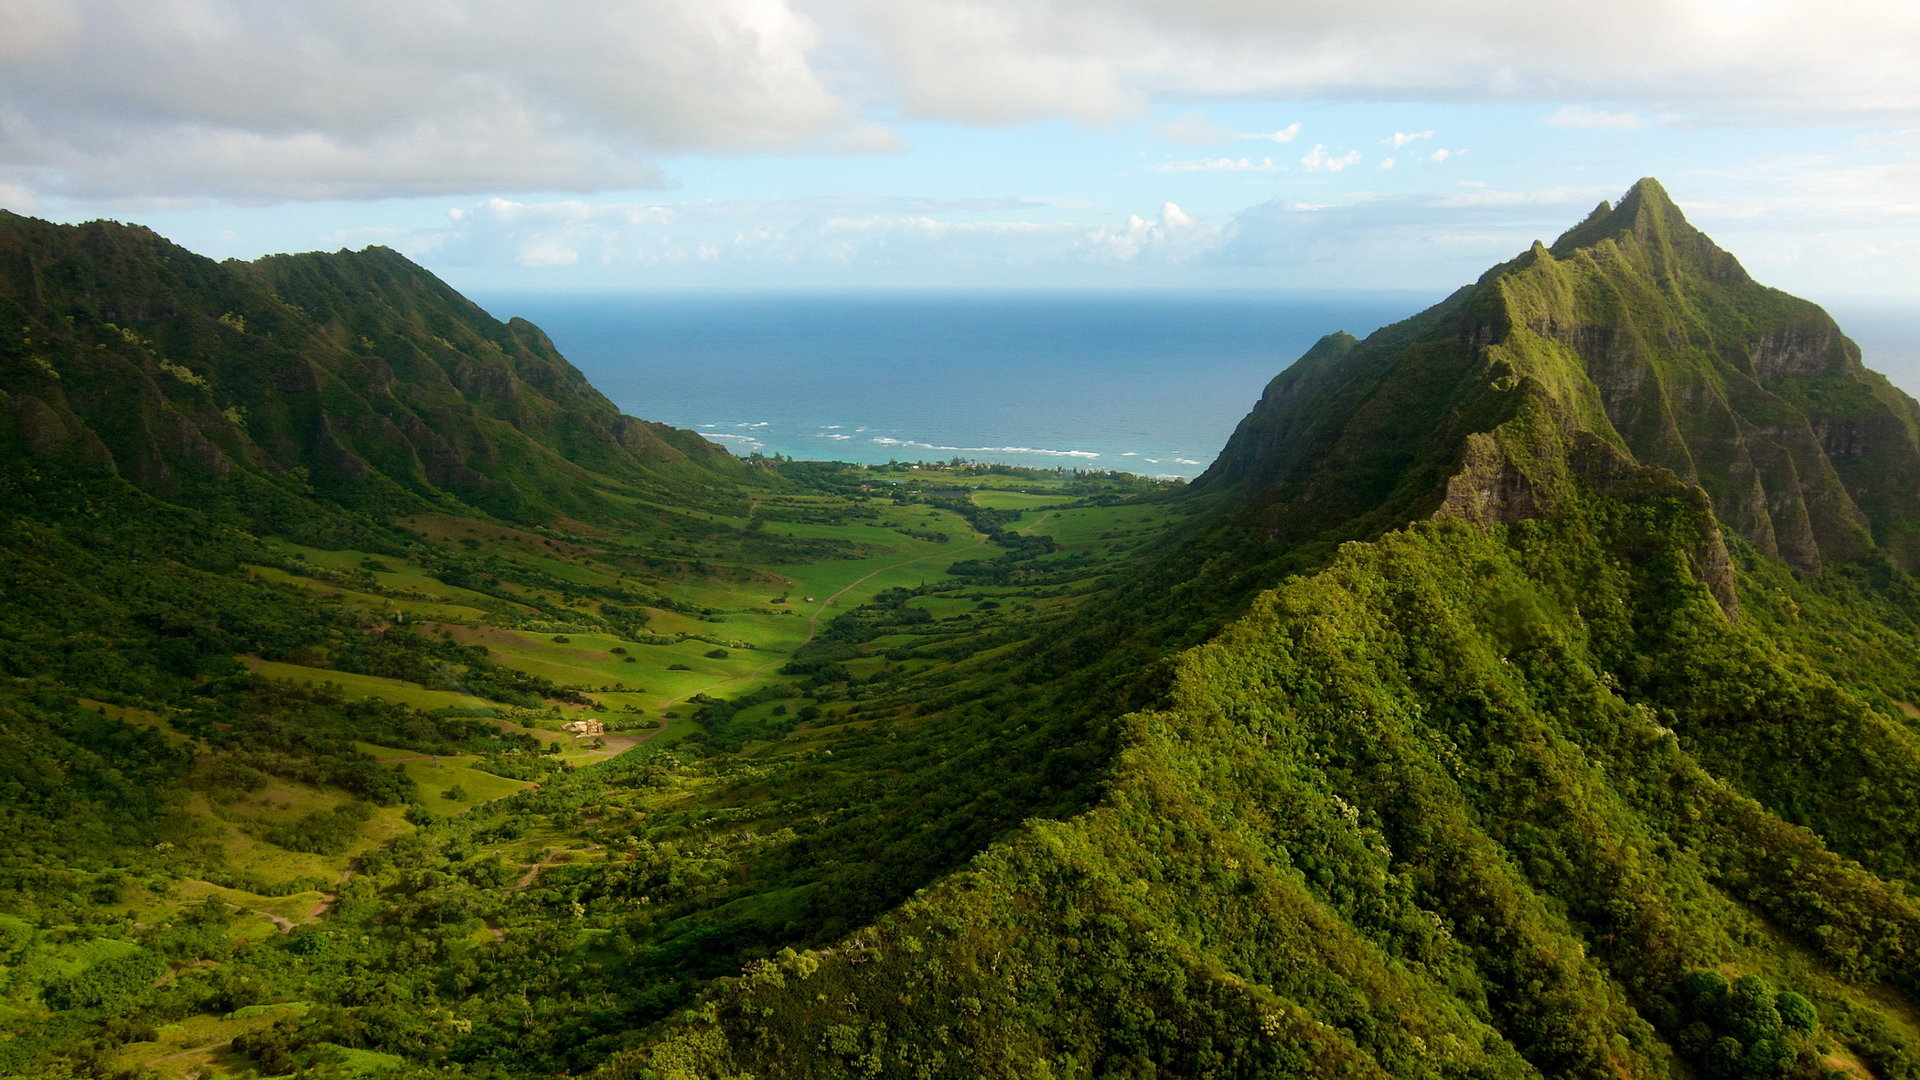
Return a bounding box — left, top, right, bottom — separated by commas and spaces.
1386, 130, 1434, 149
1208, 187, 1609, 283
1545, 105, 1648, 128
1158, 111, 1233, 144
6, 0, 1920, 203
1430, 148, 1465, 163
1378, 157, 1397, 170
1148, 157, 1286, 173
1243, 123, 1302, 143
0, 0, 853, 201
1159, 202, 1196, 228
836, 0, 1920, 127
412, 193, 1221, 270
0, 180, 37, 211
1301, 144, 1363, 171
1667, 146, 1920, 293
1194, 176, 1920, 296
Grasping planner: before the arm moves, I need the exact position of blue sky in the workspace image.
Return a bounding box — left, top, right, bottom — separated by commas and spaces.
3, 0, 1917, 297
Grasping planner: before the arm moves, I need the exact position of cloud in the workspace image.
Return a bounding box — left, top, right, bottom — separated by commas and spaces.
394, 165, 1920, 294
1430, 148, 1464, 163
1385, 130, 1434, 149
836, 0, 1920, 127
1157, 111, 1233, 144
1301, 144, 1363, 171
6, 0, 1920, 203
1662, 146, 1920, 293
0, 180, 37, 211
0, 0, 853, 201
1195, 174, 1920, 295
1378, 157, 1397, 170
1545, 105, 1648, 128
1243, 123, 1302, 143
421, 181, 1820, 291
1148, 157, 1286, 173
1207, 186, 1613, 283
409, 193, 1221, 270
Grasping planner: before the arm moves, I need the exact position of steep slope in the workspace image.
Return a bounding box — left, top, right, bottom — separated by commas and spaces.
626, 503, 1920, 1080
1017, 179, 1920, 721
0, 211, 748, 525
1197, 178, 1920, 576
611, 183, 1920, 1080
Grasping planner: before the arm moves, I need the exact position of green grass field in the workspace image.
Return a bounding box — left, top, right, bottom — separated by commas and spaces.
247, 659, 496, 711
246, 564, 495, 623
969, 489, 1076, 510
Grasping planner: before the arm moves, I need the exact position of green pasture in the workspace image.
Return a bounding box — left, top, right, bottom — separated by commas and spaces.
248, 659, 495, 711
246, 564, 493, 623
168, 879, 325, 931
262, 541, 516, 610
1023, 503, 1182, 548
386, 755, 532, 816
772, 538, 987, 606
970, 489, 1075, 510
114, 1003, 311, 1080
512, 553, 623, 586
178, 794, 345, 888
441, 624, 788, 714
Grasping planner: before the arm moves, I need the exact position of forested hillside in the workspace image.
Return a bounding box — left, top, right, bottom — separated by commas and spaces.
0, 211, 748, 526
6, 186, 1920, 1080
612, 181, 1920, 1079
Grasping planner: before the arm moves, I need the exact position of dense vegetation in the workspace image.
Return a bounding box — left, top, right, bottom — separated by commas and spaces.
6, 183, 1920, 1080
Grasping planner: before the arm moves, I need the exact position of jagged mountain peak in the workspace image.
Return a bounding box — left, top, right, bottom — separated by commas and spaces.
1196, 179, 1920, 592
1541, 176, 1752, 286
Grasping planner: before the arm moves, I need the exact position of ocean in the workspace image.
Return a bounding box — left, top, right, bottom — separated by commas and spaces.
469, 289, 1920, 481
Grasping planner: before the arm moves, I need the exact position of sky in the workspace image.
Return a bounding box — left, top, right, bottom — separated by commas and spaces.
2, 0, 1918, 298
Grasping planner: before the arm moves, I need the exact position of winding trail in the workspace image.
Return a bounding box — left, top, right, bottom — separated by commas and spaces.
515, 848, 561, 891
301, 861, 358, 925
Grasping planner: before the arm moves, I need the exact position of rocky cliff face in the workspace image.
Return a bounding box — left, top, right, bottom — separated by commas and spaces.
1195, 178, 1920, 582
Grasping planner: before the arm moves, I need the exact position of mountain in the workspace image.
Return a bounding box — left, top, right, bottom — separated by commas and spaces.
1020, 179, 1920, 722
1196, 179, 1920, 577
611, 183, 1920, 1080
0, 211, 748, 527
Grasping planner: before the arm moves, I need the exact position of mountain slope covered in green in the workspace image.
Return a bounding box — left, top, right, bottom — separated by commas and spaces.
0, 212, 1179, 1080
1196, 179, 1920, 576
0, 211, 748, 526
613, 182, 1920, 1080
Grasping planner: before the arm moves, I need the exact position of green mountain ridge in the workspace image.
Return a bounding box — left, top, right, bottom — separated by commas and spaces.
0, 211, 749, 527
1197, 179, 1920, 577
605, 182, 1920, 1079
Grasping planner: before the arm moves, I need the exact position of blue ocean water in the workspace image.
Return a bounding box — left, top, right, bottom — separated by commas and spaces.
468, 289, 1443, 479
467, 290, 1920, 481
